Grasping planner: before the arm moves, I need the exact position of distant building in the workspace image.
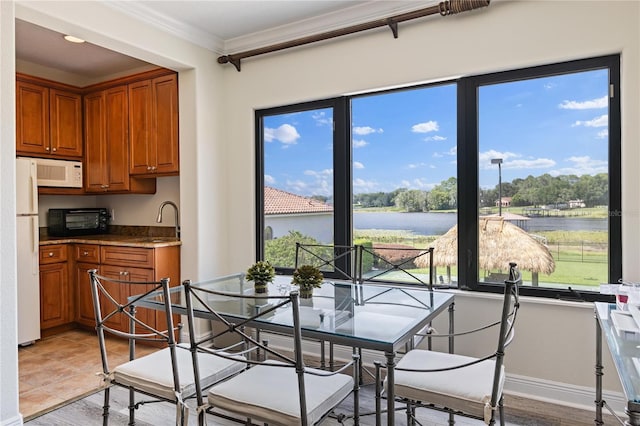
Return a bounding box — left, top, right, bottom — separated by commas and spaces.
264, 186, 333, 243
569, 199, 586, 208
495, 197, 512, 208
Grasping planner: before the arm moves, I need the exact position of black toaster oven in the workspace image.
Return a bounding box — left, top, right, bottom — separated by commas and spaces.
47, 208, 110, 237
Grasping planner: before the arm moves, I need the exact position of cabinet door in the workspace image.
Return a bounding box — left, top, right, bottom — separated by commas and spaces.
128, 80, 153, 175
104, 86, 130, 192
101, 264, 154, 333
75, 263, 100, 328
40, 262, 70, 329
84, 91, 108, 192
153, 74, 179, 175
50, 89, 83, 158
129, 74, 179, 176
16, 80, 49, 155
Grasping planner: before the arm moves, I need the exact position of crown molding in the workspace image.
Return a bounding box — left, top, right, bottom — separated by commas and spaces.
103, 1, 225, 53
223, 1, 437, 54
103, 1, 437, 56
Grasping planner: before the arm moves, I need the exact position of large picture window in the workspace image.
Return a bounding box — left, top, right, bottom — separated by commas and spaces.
256, 55, 620, 300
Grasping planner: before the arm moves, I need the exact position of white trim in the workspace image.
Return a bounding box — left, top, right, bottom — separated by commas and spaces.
101, 1, 440, 56
0, 414, 24, 426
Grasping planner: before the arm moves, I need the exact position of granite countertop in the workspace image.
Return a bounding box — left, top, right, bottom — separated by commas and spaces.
40, 234, 182, 248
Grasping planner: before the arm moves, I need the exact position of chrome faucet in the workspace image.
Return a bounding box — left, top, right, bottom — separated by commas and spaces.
156, 201, 180, 239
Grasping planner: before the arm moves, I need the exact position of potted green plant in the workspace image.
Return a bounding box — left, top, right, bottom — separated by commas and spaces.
291, 264, 324, 298
245, 260, 275, 294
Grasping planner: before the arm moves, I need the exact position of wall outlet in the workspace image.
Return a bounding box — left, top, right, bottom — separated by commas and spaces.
110, 208, 115, 221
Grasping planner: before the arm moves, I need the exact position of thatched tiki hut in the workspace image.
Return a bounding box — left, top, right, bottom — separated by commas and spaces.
416, 217, 555, 286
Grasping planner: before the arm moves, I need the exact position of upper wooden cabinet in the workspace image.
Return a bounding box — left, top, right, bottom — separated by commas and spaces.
16, 77, 83, 159
84, 86, 155, 194
128, 74, 179, 176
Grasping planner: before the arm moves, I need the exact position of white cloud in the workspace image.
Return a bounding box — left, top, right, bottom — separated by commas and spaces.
559, 95, 608, 110
572, 114, 608, 128
353, 161, 364, 169
353, 126, 383, 135
411, 120, 439, 133
407, 162, 426, 169
597, 129, 609, 139
353, 178, 380, 193
549, 156, 608, 176
264, 124, 300, 145
312, 111, 333, 126
353, 139, 368, 148
507, 158, 556, 169
264, 174, 275, 185
479, 150, 555, 170
424, 135, 447, 142
399, 179, 436, 190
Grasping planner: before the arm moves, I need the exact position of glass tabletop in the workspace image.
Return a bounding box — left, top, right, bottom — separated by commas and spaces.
138, 273, 454, 352
595, 302, 640, 407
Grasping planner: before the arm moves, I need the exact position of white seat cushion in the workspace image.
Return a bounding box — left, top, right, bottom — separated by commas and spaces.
391, 349, 504, 421
113, 344, 245, 401
207, 361, 354, 426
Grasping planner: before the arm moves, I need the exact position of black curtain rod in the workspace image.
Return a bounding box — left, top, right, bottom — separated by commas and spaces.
218, 0, 490, 72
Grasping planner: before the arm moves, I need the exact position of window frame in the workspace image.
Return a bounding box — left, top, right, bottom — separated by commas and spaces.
459, 54, 621, 301
255, 54, 621, 301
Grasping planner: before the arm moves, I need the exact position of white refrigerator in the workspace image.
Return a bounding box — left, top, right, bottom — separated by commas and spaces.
16, 157, 40, 345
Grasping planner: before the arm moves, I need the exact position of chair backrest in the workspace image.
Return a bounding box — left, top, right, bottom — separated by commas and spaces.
295, 242, 359, 282
489, 262, 521, 409
87, 269, 178, 376
183, 279, 322, 422
358, 245, 435, 289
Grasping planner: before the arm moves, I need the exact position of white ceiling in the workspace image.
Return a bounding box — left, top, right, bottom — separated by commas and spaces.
15, 1, 433, 81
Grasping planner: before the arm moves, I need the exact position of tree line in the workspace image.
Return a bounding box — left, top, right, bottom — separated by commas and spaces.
352, 173, 608, 212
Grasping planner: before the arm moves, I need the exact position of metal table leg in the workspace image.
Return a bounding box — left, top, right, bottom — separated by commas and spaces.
385, 351, 395, 426
595, 311, 604, 426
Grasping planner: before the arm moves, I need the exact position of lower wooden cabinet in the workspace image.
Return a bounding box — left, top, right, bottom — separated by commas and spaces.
74, 243, 180, 333
39, 244, 72, 330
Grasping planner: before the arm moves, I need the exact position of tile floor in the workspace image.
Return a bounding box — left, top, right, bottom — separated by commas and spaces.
18, 329, 158, 420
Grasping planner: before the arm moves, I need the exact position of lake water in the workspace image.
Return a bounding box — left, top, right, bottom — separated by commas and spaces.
353, 212, 607, 236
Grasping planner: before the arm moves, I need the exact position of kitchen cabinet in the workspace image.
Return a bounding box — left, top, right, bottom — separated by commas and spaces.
129, 74, 179, 177
39, 244, 72, 330
16, 77, 83, 159
84, 86, 156, 194
75, 244, 101, 327
75, 244, 180, 333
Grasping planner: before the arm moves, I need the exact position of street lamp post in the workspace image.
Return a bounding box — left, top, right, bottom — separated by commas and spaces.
491, 158, 503, 216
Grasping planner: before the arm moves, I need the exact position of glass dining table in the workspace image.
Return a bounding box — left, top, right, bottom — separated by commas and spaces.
134, 273, 455, 425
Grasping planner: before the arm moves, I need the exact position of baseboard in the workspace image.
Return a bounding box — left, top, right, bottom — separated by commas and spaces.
505, 373, 626, 416
0, 413, 24, 426
263, 332, 628, 418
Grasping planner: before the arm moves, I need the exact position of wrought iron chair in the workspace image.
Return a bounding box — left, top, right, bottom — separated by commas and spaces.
358, 244, 435, 287
374, 262, 521, 426
183, 278, 361, 426
295, 242, 359, 283
88, 269, 245, 425
295, 242, 361, 370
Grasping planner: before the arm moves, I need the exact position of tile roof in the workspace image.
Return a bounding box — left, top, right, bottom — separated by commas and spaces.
264, 186, 333, 215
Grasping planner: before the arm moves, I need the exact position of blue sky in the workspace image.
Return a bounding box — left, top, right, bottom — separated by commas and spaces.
263, 68, 608, 197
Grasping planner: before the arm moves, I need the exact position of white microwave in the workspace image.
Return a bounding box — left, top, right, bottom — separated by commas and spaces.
22, 157, 83, 188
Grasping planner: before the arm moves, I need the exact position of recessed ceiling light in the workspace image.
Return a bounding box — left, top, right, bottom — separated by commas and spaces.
63, 35, 85, 44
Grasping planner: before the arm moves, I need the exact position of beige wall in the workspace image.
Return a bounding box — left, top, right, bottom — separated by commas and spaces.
219, 0, 639, 409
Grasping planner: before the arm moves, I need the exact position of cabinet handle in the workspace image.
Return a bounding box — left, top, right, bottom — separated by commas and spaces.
52, 147, 57, 152
48, 252, 54, 257
147, 166, 152, 171
45, 147, 50, 151
82, 251, 89, 256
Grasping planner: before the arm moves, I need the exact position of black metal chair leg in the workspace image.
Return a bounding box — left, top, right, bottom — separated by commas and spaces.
499, 395, 505, 426
102, 387, 110, 426
128, 386, 135, 425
